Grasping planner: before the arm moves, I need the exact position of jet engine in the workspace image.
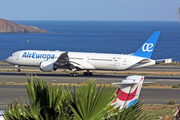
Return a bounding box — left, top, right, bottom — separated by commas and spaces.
39, 61, 56, 72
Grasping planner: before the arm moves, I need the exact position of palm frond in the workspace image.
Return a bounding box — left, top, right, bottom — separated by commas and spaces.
67, 80, 118, 120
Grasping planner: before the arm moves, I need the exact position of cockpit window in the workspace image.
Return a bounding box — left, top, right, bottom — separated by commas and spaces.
10, 55, 12, 57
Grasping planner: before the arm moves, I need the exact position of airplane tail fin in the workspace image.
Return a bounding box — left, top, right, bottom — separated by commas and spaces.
111, 75, 144, 110
133, 31, 161, 59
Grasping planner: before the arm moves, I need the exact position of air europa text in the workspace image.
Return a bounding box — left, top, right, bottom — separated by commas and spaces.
22, 52, 55, 60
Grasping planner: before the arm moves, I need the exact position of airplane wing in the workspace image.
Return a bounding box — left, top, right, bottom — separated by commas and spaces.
53, 52, 83, 71
70, 61, 83, 69
55, 52, 70, 66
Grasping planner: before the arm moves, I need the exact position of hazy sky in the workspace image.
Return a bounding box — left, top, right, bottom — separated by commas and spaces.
0, 0, 180, 21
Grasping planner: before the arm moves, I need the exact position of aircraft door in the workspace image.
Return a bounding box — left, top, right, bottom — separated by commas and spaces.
15, 53, 20, 60
86, 56, 90, 63
122, 58, 127, 65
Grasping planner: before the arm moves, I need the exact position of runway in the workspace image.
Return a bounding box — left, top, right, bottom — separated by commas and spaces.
0, 85, 180, 110
0, 72, 180, 85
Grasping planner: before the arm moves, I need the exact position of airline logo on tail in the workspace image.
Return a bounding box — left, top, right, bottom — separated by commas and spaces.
142, 43, 153, 52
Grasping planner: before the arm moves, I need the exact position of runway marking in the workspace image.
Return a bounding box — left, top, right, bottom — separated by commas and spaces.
155, 79, 180, 81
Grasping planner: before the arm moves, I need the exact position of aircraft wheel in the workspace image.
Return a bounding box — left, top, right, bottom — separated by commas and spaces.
83, 72, 92, 76
73, 73, 76, 77
90, 72, 93, 76
70, 73, 73, 76
76, 73, 79, 77
17, 69, 21, 72
87, 72, 93, 76
83, 72, 87, 76
87, 72, 90, 76
70, 73, 79, 77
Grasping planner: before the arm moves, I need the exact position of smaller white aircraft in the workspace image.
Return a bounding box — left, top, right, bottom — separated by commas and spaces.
6, 31, 168, 76
110, 75, 148, 110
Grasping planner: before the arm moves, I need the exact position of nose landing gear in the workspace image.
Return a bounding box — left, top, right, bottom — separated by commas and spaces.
17, 69, 21, 72
15, 65, 21, 72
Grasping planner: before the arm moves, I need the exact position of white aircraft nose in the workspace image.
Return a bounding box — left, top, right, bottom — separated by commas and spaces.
6, 58, 8, 62
6, 57, 12, 64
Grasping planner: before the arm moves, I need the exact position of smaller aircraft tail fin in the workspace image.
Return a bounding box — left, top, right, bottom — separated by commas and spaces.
133, 31, 161, 59
111, 75, 144, 110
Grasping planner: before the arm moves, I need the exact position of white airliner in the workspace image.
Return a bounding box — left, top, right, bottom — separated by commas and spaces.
6, 31, 162, 76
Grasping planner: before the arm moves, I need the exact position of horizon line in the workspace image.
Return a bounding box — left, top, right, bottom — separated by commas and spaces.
9, 19, 179, 22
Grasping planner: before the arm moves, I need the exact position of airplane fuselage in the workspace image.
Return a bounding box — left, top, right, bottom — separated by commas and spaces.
6, 50, 155, 71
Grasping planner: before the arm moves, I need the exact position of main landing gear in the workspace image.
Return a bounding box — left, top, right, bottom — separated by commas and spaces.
69, 71, 79, 77
69, 70, 93, 77
83, 70, 93, 76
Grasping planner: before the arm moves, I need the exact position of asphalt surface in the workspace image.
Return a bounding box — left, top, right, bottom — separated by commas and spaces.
0, 63, 180, 85
1, 63, 180, 72
0, 85, 180, 110
0, 72, 180, 85
0, 63, 180, 110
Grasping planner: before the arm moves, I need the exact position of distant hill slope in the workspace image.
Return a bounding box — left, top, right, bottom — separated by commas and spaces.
0, 18, 49, 33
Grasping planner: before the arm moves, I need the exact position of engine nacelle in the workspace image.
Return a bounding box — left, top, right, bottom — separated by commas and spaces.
39, 61, 55, 72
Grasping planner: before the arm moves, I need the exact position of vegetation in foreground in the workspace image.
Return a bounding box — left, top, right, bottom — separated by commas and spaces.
141, 104, 178, 120
3, 76, 150, 120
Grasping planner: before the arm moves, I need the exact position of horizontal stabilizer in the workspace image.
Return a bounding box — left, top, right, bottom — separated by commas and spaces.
112, 81, 155, 85
112, 78, 140, 85
111, 81, 138, 85
156, 58, 173, 64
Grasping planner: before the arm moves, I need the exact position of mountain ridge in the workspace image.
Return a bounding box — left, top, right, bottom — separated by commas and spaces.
0, 18, 49, 33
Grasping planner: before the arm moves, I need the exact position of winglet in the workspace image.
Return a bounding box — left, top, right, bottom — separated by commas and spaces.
133, 31, 161, 59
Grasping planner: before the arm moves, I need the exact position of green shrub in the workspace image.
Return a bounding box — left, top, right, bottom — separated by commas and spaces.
143, 84, 150, 87
172, 85, 180, 88
168, 100, 176, 105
